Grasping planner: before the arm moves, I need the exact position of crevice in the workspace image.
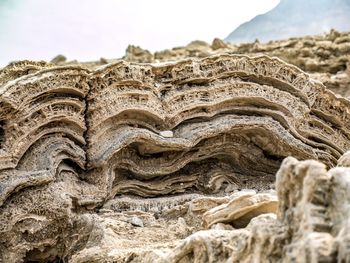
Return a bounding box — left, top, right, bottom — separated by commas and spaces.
82, 78, 93, 172
0, 120, 5, 150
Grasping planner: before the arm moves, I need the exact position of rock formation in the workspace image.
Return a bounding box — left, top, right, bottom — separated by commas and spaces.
165, 31, 350, 98
63, 30, 350, 98
132, 153, 350, 262
1, 52, 350, 262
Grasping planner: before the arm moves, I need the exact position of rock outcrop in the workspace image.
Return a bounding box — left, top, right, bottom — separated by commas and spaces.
1, 53, 350, 262
137, 31, 350, 98
67, 30, 350, 98
132, 153, 350, 262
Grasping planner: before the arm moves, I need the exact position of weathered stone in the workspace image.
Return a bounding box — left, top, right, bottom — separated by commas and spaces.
202, 191, 278, 228
50, 54, 67, 64
1, 44, 350, 262
129, 216, 144, 227
159, 130, 173, 138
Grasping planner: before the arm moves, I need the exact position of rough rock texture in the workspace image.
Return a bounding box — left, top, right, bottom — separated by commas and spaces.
1, 53, 350, 262
131, 153, 350, 262
106, 30, 350, 98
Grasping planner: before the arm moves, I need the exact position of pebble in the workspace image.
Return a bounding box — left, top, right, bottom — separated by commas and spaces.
129, 216, 144, 227
160, 130, 173, 138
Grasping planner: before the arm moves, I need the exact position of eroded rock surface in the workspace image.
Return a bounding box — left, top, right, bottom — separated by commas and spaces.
118, 30, 350, 98
48, 31, 350, 98
1, 54, 350, 262
133, 153, 350, 263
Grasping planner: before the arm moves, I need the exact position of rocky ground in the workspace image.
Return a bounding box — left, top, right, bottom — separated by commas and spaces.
0, 31, 350, 262
122, 30, 350, 98
47, 30, 350, 98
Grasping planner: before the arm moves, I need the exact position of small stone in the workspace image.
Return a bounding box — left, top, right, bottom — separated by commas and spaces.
211, 38, 227, 50
50, 54, 66, 64
160, 130, 173, 138
129, 216, 144, 227
100, 57, 108, 64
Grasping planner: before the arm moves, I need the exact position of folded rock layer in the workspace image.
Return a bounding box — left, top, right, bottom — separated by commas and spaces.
135, 154, 350, 263
0, 54, 350, 262
120, 31, 350, 98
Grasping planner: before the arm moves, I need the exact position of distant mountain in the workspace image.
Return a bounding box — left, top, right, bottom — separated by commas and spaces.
225, 0, 350, 43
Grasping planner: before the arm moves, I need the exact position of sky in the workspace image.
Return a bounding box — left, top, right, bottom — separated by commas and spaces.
0, 0, 279, 66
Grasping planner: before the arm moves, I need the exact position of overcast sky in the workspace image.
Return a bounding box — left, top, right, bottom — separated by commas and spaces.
0, 0, 279, 66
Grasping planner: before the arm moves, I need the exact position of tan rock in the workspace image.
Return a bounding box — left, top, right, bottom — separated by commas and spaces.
211, 38, 228, 50
1, 51, 350, 262
50, 54, 67, 64
202, 191, 277, 228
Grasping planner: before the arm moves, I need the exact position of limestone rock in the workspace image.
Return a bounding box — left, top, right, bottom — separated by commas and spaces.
42, 31, 350, 98
1, 53, 350, 262
50, 54, 67, 64
159, 130, 173, 138
129, 216, 144, 227
202, 191, 278, 228
125, 31, 350, 97
123, 45, 154, 63
132, 153, 350, 263
211, 38, 228, 50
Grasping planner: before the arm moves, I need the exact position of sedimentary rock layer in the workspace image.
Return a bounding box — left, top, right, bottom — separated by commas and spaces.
87, 54, 350, 200
0, 54, 350, 262
120, 30, 350, 98
49, 31, 350, 98
133, 153, 350, 263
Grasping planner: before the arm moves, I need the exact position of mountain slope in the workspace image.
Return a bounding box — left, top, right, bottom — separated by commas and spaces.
226, 0, 350, 43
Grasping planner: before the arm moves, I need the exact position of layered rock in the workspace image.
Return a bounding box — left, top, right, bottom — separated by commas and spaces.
132, 153, 350, 262
86, 54, 350, 200
1, 54, 350, 262
49, 31, 350, 98
105, 30, 350, 97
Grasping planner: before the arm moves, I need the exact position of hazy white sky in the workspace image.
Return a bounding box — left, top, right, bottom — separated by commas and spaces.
0, 0, 279, 66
